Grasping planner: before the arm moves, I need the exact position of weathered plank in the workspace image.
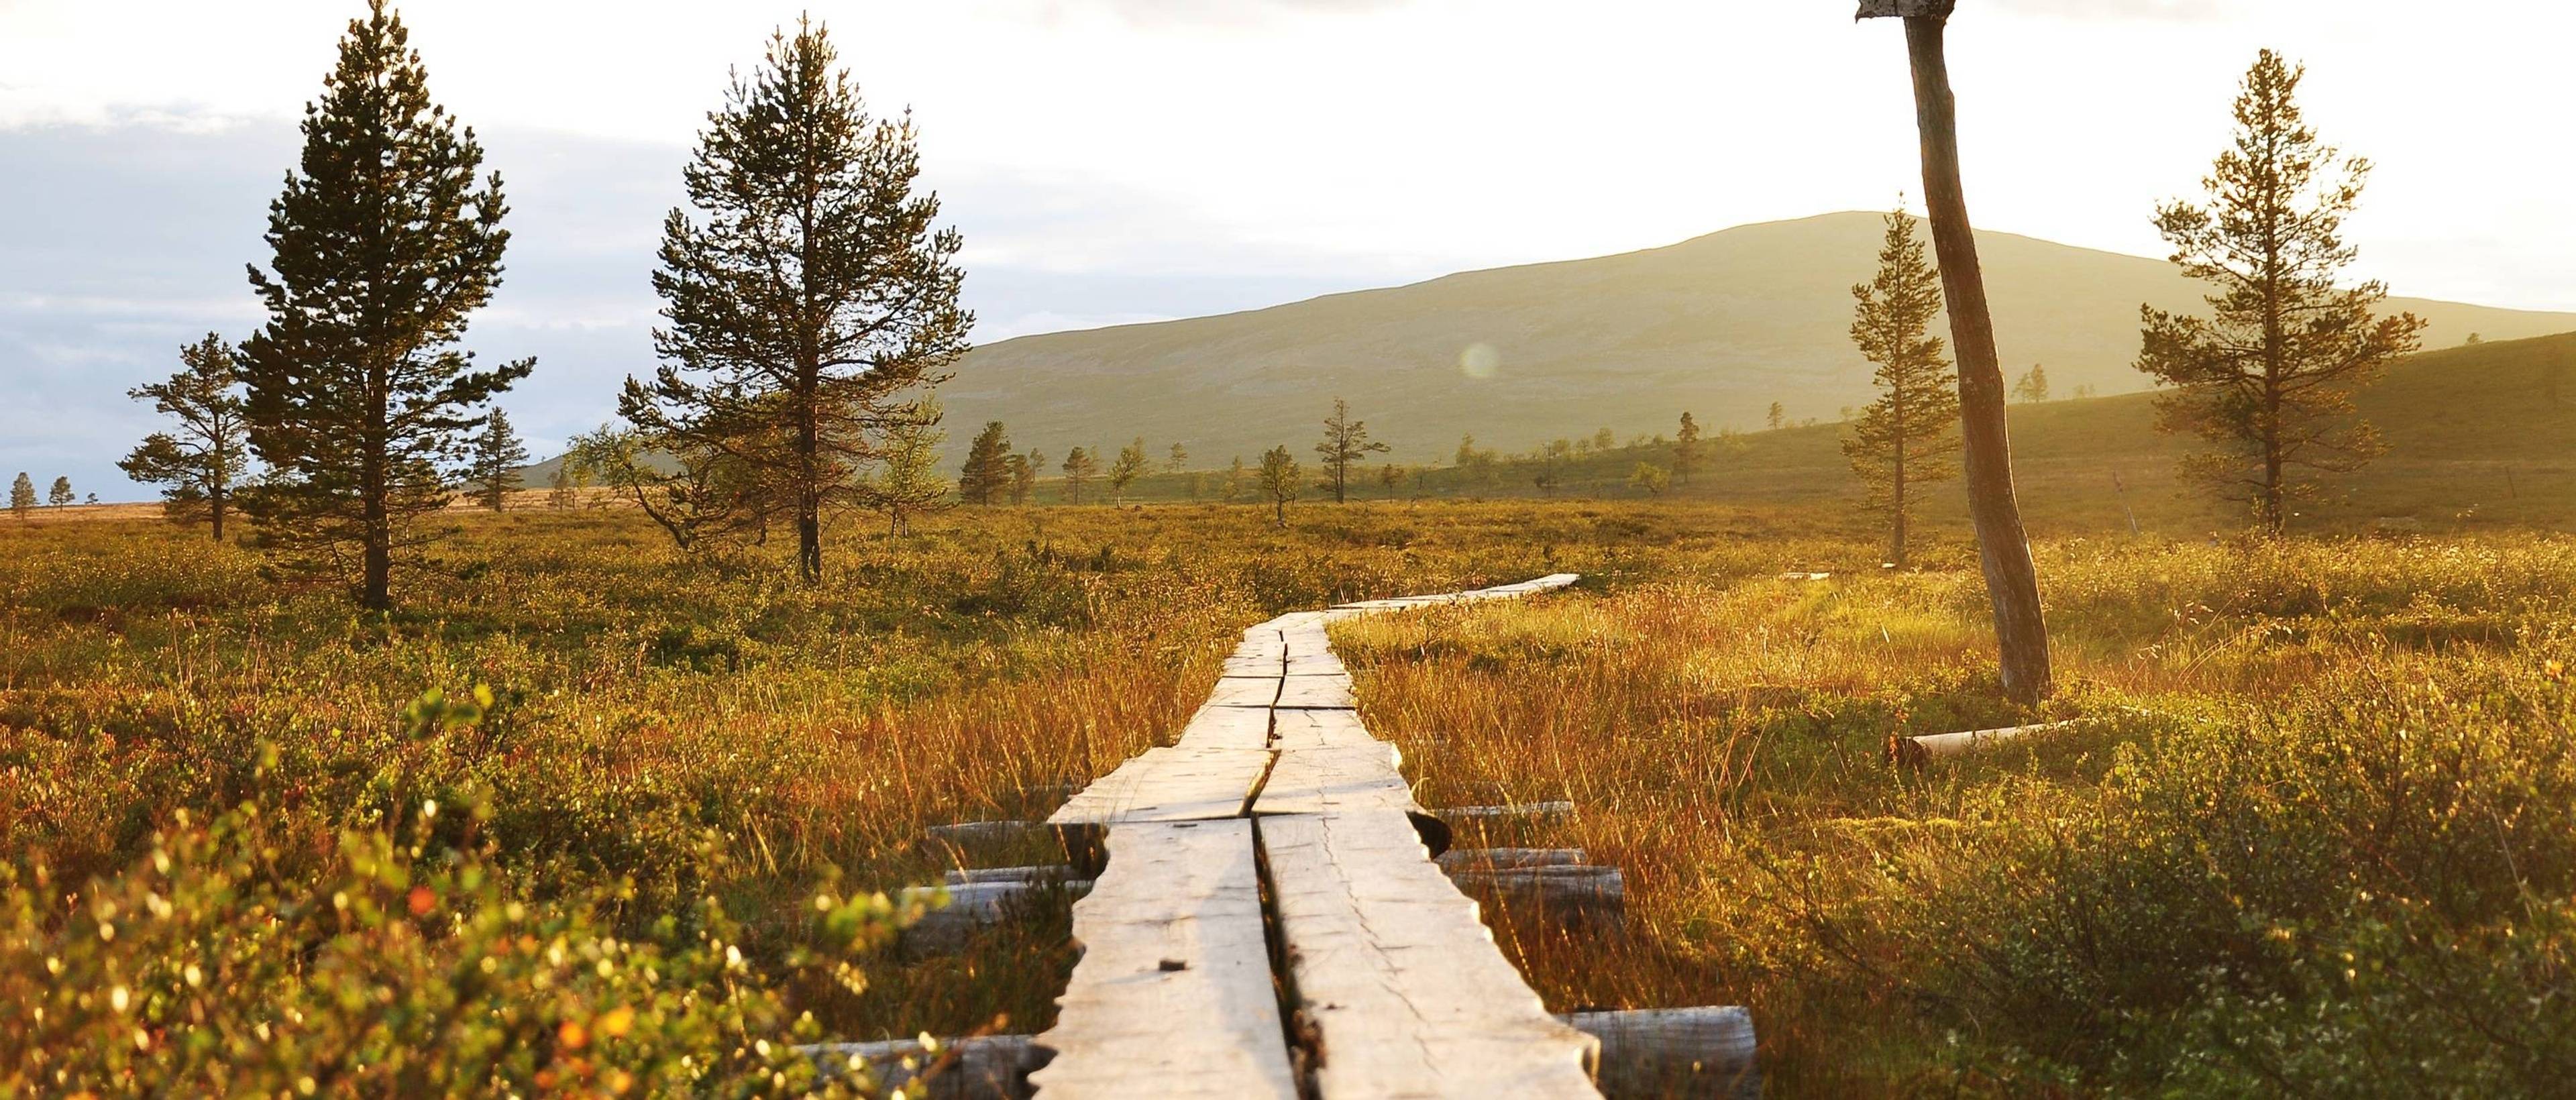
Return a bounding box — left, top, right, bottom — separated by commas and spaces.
1253, 742, 1412, 818
1268, 708, 1375, 751
1222, 652, 1285, 676
1258, 810, 1602, 1098
945, 865, 1078, 886
1274, 674, 1356, 710
1434, 801, 1576, 826
1204, 675, 1281, 709
1283, 651, 1347, 677
1049, 747, 1271, 827
1029, 819, 1299, 1100
1172, 704, 1272, 751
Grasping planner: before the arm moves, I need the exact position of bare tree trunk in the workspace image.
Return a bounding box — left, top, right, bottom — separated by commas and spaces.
362, 366, 390, 612
1902, 15, 2051, 703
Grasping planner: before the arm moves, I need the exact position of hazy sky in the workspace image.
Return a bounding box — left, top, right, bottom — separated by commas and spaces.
3, 0, 2570, 496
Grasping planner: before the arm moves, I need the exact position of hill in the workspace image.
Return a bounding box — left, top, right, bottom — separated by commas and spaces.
1093, 331, 2576, 535
938, 212, 2576, 468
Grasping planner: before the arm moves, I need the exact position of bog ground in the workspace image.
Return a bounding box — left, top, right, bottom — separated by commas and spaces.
4, 501, 2572, 1095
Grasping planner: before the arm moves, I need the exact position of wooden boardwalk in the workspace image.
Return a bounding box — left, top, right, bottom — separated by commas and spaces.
1033, 574, 1601, 1098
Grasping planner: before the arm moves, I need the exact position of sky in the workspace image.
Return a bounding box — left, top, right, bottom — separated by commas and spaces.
3, 0, 2571, 498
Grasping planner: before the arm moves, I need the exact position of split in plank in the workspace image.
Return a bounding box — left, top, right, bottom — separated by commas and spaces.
1258, 809, 1601, 1098
1028, 819, 1299, 1100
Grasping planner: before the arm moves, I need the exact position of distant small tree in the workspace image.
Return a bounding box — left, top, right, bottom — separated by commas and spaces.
1453, 434, 1497, 486
117, 364, 230, 468
1313, 397, 1388, 504
1767, 402, 1786, 431
2464, 332, 2484, 346
1166, 441, 1187, 473
2139, 50, 2425, 534
547, 465, 579, 509
47, 478, 73, 507
1592, 427, 1616, 452
1841, 207, 1960, 568
1008, 450, 1039, 504
957, 421, 1013, 504
84, 494, 97, 505
1672, 412, 1704, 484
1629, 462, 1670, 496
2074, 384, 2096, 399
2012, 364, 2049, 403
466, 408, 529, 511
1256, 445, 1301, 526
1377, 462, 1403, 498
859, 401, 949, 535
1223, 455, 1245, 502
1061, 447, 1097, 504
9, 474, 32, 518
1109, 437, 1148, 500
567, 424, 782, 551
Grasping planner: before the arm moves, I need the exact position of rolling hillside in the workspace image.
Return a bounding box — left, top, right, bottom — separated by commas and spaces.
941, 212, 2576, 468
1097, 331, 2576, 535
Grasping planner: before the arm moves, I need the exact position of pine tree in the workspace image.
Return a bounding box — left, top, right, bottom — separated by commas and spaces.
1008, 450, 1040, 505
1841, 208, 1961, 568
957, 421, 1013, 504
1166, 441, 1188, 473
2137, 50, 2426, 534
2011, 364, 2049, 403
1060, 447, 1097, 504
47, 478, 72, 506
623, 17, 971, 582
1313, 397, 1388, 504
1109, 437, 1148, 500
1672, 412, 1704, 484
9, 474, 32, 518
1377, 463, 1403, 498
547, 465, 579, 510
859, 400, 949, 535
1767, 402, 1786, 431
466, 408, 530, 511
237, 1, 533, 611
119, 333, 251, 538
1257, 445, 1301, 527
1223, 456, 1245, 502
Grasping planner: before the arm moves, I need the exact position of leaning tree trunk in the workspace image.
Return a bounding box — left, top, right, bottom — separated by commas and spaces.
1902, 15, 2051, 703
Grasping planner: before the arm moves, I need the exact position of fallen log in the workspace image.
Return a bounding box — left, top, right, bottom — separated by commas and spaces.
803, 1034, 1044, 1099
1888, 719, 2089, 767
1434, 846, 1587, 872
899, 879, 1091, 954
1434, 801, 1576, 827
806, 1005, 1756, 1100
923, 820, 1044, 846
1445, 864, 1625, 930
943, 865, 1077, 886
1568, 1006, 1760, 1100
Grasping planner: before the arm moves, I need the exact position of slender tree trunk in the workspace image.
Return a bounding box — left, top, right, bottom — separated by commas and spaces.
210, 477, 225, 543
362, 362, 390, 612
1902, 15, 2051, 703
1892, 397, 1909, 567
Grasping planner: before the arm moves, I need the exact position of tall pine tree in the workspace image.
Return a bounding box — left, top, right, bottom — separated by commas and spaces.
1840, 209, 1960, 568
1672, 411, 1704, 484
8, 475, 32, 518
119, 333, 250, 539
624, 17, 971, 582
466, 408, 530, 511
238, 1, 531, 610
2137, 50, 2424, 533
957, 421, 1012, 504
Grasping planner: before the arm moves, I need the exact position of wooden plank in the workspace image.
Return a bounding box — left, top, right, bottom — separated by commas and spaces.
1258, 810, 1601, 1099
1049, 747, 1270, 827
1283, 651, 1346, 677
1252, 743, 1412, 818
1275, 675, 1356, 710
1030, 819, 1300, 1100
1204, 675, 1281, 709
1222, 652, 1284, 675
1268, 708, 1375, 751
1172, 705, 1271, 751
